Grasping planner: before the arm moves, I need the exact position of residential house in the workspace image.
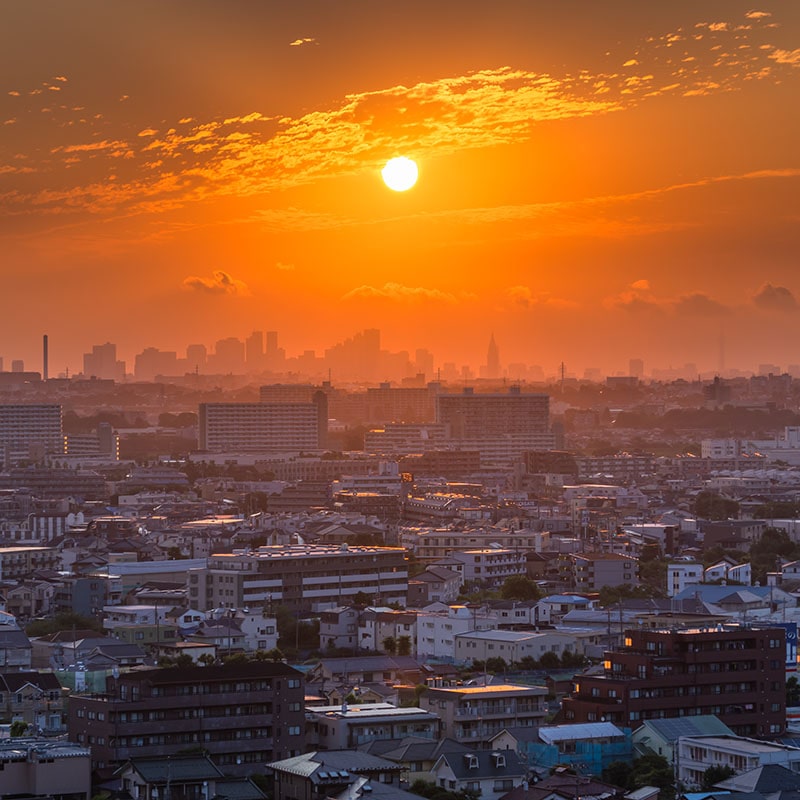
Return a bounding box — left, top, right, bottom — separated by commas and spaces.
632, 715, 734, 762
267, 750, 403, 800
115, 754, 266, 800
430, 749, 527, 799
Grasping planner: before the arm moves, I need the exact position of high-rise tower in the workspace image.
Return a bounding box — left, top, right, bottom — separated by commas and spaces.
486, 333, 500, 380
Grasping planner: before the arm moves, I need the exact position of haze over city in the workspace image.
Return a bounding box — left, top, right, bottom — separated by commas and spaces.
2, 1, 800, 377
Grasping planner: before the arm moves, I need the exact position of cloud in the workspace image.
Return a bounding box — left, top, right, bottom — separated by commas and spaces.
275, 261, 295, 271
745, 10, 771, 20
342, 282, 460, 304
631, 279, 651, 290
506, 285, 578, 309
182, 270, 250, 296
673, 292, 730, 316
770, 49, 800, 66
289, 37, 317, 47
752, 283, 799, 312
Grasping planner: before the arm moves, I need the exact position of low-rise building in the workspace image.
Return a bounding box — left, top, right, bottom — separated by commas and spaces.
430, 749, 528, 798
306, 703, 442, 749
454, 629, 586, 667
420, 683, 548, 747
678, 735, 800, 789
0, 738, 90, 800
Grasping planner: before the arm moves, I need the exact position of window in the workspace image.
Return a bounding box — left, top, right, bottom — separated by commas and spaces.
288, 726, 301, 735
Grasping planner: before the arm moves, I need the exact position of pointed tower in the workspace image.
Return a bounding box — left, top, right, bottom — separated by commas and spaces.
486, 333, 501, 380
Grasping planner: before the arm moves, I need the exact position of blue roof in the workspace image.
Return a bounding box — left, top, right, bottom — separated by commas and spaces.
542, 595, 591, 605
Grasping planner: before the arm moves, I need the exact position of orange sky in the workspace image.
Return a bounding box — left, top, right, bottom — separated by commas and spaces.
2, 1, 799, 378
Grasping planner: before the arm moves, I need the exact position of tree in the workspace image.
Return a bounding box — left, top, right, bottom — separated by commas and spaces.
539, 651, 560, 670
382, 636, 397, 655
409, 778, 479, 800
26, 612, 103, 637
500, 575, 541, 601
693, 490, 739, 520
10, 720, 29, 738
701, 765, 735, 790
397, 635, 412, 656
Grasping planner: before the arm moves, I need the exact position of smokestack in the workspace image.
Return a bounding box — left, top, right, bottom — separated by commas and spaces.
42, 334, 49, 381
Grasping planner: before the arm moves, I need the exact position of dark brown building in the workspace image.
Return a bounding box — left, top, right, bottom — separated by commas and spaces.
561, 626, 786, 738
68, 662, 305, 777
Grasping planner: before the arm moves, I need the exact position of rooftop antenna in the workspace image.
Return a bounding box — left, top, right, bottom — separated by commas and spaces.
560, 362, 566, 393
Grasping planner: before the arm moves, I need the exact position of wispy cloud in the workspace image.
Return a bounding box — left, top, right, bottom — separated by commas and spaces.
342, 282, 462, 304
289, 37, 317, 47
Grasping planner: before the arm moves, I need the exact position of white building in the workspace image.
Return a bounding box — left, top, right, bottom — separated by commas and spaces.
448, 548, 527, 588
678, 735, 800, 789
415, 605, 497, 661
453, 629, 585, 666
667, 562, 703, 598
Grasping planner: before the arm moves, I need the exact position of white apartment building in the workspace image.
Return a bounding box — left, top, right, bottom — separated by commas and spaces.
678, 735, 800, 789
454, 629, 585, 666
668, 562, 703, 598
415, 605, 498, 661
701, 439, 742, 459
448, 548, 527, 588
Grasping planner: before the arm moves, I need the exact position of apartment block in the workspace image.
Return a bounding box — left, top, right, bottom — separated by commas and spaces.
561, 626, 787, 738
569, 552, 639, 591
189, 543, 408, 613
0, 404, 63, 466
198, 398, 327, 453
67, 662, 305, 775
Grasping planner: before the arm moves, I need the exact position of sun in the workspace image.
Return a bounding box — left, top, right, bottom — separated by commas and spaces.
381, 156, 418, 192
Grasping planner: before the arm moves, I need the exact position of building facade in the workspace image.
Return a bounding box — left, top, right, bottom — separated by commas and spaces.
67, 662, 305, 775
561, 626, 787, 738
189, 544, 408, 613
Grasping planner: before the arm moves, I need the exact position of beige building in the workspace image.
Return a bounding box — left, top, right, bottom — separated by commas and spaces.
420, 682, 547, 746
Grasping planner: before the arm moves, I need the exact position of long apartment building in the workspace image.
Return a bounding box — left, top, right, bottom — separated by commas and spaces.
67, 662, 304, 776
561, 626, 787, 738
0, 404, 63, 466
198, 394, 327, 453
189, 543, 408, 613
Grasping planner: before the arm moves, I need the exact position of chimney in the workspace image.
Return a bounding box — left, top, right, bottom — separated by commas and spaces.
42, 334, 49, 381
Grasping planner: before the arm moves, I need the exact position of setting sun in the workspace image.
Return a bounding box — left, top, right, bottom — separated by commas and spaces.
381, 156, 419, 192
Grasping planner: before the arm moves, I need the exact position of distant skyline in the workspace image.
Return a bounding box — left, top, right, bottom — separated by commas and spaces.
2, 2, 799, 375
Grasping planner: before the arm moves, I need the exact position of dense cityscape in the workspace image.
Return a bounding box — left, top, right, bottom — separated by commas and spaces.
4, 330, 800, 800
4, 1, 800, 800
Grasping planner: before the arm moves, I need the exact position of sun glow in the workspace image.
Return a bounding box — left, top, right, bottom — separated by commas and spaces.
381, 157, 418, 191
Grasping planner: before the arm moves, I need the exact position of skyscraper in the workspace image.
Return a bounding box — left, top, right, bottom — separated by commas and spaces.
485, 333, 501, 380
